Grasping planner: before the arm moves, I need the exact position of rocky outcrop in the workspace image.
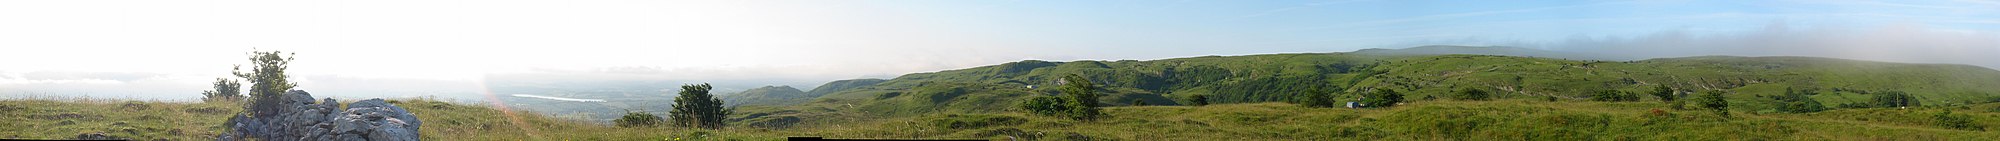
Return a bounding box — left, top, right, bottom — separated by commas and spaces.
217, 90, 422, 141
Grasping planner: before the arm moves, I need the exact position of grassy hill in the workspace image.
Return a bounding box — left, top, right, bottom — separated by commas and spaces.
755, 52, 2000, 120
806, 79, 887, 97
6, 98, 1997, 140
9, 47, 2000, 140
723, 86, 810, 107
723, 48, 2000, 139
724, 79, 889, 107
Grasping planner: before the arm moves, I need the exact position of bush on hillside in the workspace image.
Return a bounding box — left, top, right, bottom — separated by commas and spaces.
1649, 85, 1676, 102
1697, 90, 1730, 117
1019, 96, 1070, 116
1768, 88, 1827, 113
1183, 94, 1210, 106
1932, 110, 1985, 131
1450, 88, 1490, 101
670, 83, 731, 129
1293, 88, 1337, 108
1872, 91, 1921, 108
613, 110, 663, 128
1359, 89, 1403, 108
1589, 90, 1639, 102
201, 78, 244, 103
1019, 74, 1104, 120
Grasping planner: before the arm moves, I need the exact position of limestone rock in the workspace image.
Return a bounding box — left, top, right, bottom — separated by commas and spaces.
218, 90, 423, 141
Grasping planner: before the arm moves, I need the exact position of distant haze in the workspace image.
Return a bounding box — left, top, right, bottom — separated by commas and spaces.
1415, 23, 2000, 68
3, 0, 1995, 100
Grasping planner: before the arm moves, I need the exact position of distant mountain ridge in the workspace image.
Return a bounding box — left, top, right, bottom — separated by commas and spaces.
805, 79, 886, 97
1353, 45, 1631, 60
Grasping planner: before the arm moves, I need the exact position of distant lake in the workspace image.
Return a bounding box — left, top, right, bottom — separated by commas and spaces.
510, 94, 606, 102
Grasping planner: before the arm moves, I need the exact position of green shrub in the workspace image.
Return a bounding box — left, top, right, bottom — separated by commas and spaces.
1019, 74, 1104, 120
1649, 85, 1676, 102
1360, 89, 1404, 108
1019, 96, 1068, 116
1588, 90, 1639, 102
1698, 90, 1731, 117
1184, 94, 1210, 106
1057, 74, 1103, 120
1769, 88, 1827, 113
234, 50, 297, 117
1293, 88, 1337, 108
670, 83, 731, 129
1932, 110, 1985, 131
1450, 88, 1490, 101
200, 78, 243, 103
1872, 91, 1922, 108
613, 110, 662, 128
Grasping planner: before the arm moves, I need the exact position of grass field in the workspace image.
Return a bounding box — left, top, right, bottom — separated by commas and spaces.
6, 96, 1996, 140
8, 52, 2000, 140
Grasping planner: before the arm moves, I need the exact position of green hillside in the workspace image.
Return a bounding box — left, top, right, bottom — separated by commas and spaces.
761, 52, 2000, 120
10, 47, 2000, 140
723, 86, 810, 107
715, 48, 2000, 139
806, 79, 887, 97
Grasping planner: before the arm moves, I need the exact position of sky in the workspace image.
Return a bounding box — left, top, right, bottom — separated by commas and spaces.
3, 0, 1998, 100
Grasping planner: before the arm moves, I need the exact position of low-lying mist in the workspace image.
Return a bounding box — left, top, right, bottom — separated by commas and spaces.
1492, 22, 2000, 69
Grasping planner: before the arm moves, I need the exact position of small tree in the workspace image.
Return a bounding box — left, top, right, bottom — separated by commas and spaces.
1872, 91, 1921, 108
613, 110, 663, 128
201, 78, 244, 103
1130, 99, 1148, 106
1019, 96, 1068, 116
670, 83, 731, 129
1359, 89, 1403, 108
1057, 74, 1102, 120
1451, 88, 1490, 101
1697, 90, 1730, 117
1294, 88, 1337, 108
234, 51, 297, 117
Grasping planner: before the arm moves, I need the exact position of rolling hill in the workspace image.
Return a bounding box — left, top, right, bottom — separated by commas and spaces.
723, 86, 810, 107
8, 46, 2000, 140
720, 46, 2000, 139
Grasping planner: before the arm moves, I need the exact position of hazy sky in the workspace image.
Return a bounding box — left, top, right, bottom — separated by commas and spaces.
4, 0, 1998, 100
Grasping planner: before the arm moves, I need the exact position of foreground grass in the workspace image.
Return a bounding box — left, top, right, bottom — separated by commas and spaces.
5, 97, 1996, 140
0, 98, 240, 140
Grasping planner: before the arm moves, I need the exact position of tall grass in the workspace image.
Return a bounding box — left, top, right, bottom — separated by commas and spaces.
6, 97, 1996, 140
